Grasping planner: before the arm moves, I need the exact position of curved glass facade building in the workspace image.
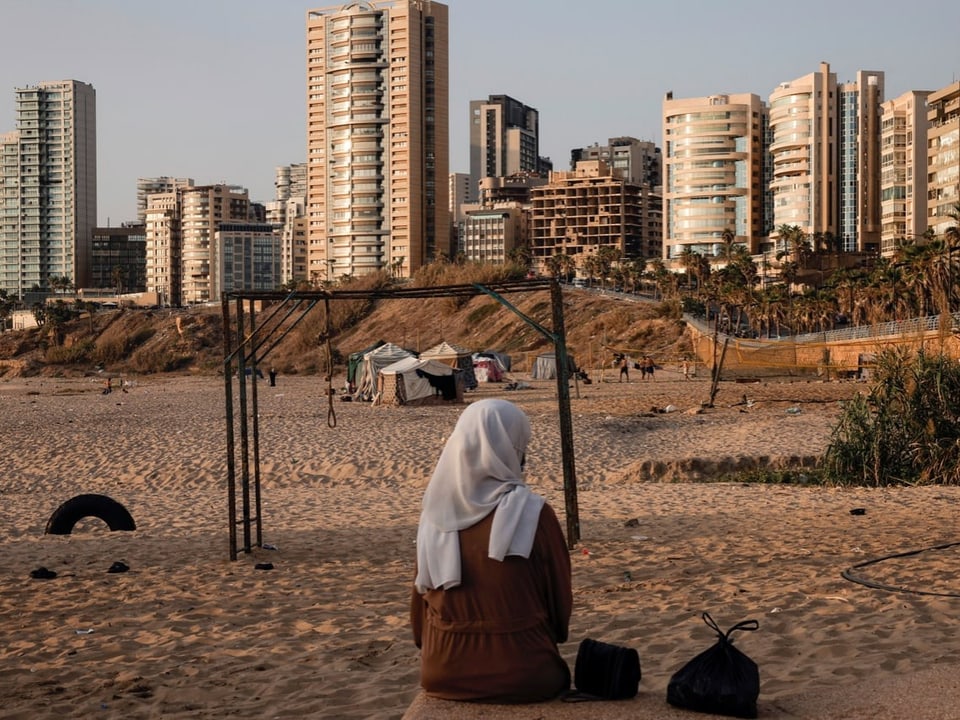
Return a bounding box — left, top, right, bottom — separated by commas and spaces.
662, 92, 768, 261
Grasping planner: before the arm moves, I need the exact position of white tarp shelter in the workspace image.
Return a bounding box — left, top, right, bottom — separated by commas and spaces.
531, 351, 576, 380
377, 356, 462, 406
354, 342, 414, 400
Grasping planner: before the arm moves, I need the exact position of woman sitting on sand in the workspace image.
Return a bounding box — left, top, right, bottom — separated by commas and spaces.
411, 399, 572, 703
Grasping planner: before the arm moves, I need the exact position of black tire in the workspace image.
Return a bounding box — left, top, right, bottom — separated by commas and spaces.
45, 494, 136, 535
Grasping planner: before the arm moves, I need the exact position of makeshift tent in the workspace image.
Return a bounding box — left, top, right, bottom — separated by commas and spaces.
472, 352, 506, 383
347, 340, 385, 390
377, 356, 464, 406
480, 350, 511, 371
353, 342, 414, 400
531, 351, 577, 380
421, 341, 477, 390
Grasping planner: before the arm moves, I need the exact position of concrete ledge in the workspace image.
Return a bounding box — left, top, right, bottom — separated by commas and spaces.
404, 663, 960, 719
402, 692, 729, 719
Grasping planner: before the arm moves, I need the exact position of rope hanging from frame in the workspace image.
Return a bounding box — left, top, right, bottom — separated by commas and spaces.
323, 297, 336, 428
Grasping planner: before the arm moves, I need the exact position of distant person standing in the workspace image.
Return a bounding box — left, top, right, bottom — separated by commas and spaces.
269, 367, 278, 387
644, 356, 655, 380
619, 355, 629, 383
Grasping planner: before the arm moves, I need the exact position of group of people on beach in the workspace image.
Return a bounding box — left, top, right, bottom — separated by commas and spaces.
617, 353, 656, 382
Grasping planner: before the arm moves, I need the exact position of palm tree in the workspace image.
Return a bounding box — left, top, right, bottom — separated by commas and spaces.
558, 253, 577, 281
596, 245, 621, 290
111, 265, 125, 299
678, 247, 702, 295
645, 258, 675, 300
622, 257, 646, 293
718, 228, 737, 265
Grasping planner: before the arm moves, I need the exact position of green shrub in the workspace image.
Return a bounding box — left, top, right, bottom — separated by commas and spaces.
823, 348, 960, 485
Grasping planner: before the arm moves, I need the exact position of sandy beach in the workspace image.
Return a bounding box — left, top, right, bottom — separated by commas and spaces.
3, 369, 960, 719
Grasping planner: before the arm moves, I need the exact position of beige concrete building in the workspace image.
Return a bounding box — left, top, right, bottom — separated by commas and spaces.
662, 92, 768, 261
768, 62, 884, 253
137, 177, 193, 224
926, 81, 960, 237
265, 163, 308, 285
306, 0, 449, 281
768, 63, 837, 243
180, 185, 249, 304
144, 184, 250, 306
459, 206, 525, 265
880, 90, 931, 255
530, 161, 661, 276
144, 192, 180, 307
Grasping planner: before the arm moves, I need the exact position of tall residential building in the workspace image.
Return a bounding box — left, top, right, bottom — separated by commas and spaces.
180, 185, 250, 304
215, 223, 282, 296
306, 0, 450, 281
469, 94, 540, 191
0, 80, 97, 298
449, 172, 474, 223
768, 63, 837, 243
530, 160, 662, 275
838, 70, 884, 252
927, 81, 960, 237
662, 92, 768, 261
144, 184, 251, 306
266, 163, 307, 285
880, 90, 931, 255
448, 172, 474, 257
768, 62, 884, 252
570, 137, 662, 188
137, 177, 194, 224
459, 206, 525, 265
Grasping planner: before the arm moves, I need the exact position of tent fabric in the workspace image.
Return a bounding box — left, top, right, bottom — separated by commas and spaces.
531, 352, 576, 380
479, 350, 512, 371
354, 342, 414, 400
472, 352, 505, 383
421, 341, 477, 390
347, 340, 385, 387
378, 356, 459, 405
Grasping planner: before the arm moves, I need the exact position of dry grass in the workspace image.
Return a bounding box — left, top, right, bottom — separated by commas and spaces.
0, 265, 694, 379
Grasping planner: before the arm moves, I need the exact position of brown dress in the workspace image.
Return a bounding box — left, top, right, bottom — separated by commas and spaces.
411, 502, 572, 703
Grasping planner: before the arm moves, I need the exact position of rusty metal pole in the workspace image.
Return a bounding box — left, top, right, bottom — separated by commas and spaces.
550, 280, 580, 548
236, 298, 252, 553
249, 301, 263, 549
222, 293, 238, 561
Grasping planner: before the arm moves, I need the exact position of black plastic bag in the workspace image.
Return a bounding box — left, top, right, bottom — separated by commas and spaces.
666, 613, 760, 718
572, 637, 641, 700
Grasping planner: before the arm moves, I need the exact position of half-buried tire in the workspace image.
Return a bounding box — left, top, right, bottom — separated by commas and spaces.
45, 494, 136, 535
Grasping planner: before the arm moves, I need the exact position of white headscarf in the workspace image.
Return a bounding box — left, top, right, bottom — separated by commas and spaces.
415, 399, 545, 594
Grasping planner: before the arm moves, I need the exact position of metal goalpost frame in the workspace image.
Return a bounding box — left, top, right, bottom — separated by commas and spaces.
221, 278, 581, 560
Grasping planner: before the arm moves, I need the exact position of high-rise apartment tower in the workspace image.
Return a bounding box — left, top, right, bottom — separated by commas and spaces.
306, 0, 450, 281
0, 80, 97, 297
469, 95, 540, 191
768, 62, 884, 252
662, 92, 768, 260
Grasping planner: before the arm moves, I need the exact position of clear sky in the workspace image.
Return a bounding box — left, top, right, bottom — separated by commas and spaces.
2, 0, 958, 226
